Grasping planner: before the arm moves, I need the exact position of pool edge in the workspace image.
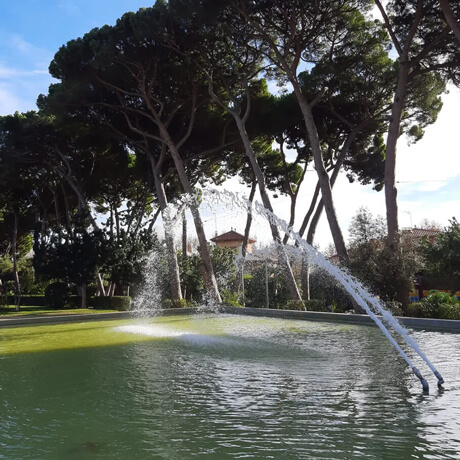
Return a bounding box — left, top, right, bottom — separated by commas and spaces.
1, 306, 459, 332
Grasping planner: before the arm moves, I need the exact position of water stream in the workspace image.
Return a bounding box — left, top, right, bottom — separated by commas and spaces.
201, 188, 444, 390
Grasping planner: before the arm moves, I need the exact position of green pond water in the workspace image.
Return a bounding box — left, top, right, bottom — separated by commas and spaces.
1, 314, 459, 459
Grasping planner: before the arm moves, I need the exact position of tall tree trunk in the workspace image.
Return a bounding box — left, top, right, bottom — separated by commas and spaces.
291, 81, 348, 262
375, 0, 423, 253
300, 256, 310, 301
181, 208, 188, 299
79, 283, 87, 309
12, 211, 21, 311
63, 173, 100, 231
182, 208, 187, 267
233, 116, 302, 301
53, 187, 63, 240
60, 183, 74, 240
306, 132, 356, 246
385, 60, 409, 252
148, 154, 183, 301
97, 273, 106, 297
282, 189, 297, 245
439, 0, 460, 44
298, 182, 321, 239
234, 179, 257, 294
158, 127, 221, 303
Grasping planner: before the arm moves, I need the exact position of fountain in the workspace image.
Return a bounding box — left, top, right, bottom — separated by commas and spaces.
2, 189, 459, 459
202, 188, 444, 391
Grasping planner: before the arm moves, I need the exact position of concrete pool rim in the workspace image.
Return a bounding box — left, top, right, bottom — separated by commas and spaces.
1, 306, 459, 332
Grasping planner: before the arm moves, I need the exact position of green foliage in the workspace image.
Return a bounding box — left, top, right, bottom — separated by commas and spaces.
422, 218, 460, 280
45, 282, 70, 309
304, 299, 332, 312
161, 298, 188, 309
384, 301, 403, 317
0, 256, 13, 275
210, 245, 237, 290
66, 296, 80, 309
244, 264, 289, 309
408, 292, 460, 320
34, 228, 105, 287
89, 296, 131, 311
220, 289, 241, 307
179, 245, 237, 303
283, 300, 306, 311
347, 207, 421, 304
102, 228, 161, 291
309, 268, 354, 312
6, 295, 46, 307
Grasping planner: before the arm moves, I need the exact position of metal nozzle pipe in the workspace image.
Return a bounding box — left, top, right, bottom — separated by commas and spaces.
413, 367, 429, 392
434, 370, 444, 387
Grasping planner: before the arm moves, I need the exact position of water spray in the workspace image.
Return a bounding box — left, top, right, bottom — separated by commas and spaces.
203, 188, 443, 391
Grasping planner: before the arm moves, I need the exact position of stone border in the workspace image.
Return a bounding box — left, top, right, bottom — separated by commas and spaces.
221, 306, 460, 332
0, 308, 198, 328
1, 306, 459, 332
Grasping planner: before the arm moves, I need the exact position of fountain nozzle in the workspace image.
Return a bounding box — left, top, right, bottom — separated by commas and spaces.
434, 370, 444, 387
412, 367, 429, 392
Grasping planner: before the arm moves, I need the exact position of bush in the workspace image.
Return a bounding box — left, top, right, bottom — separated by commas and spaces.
6, 295, 46, 307
221, 289, 241, 307
65, 296, 80, 309
161, 298, 188, 309
407, 302, 426, 318
283, 300, 306, 311
90, 296, 132, 311
408, 292, 460, 319
304, 299, 332, 312
309, 268, 354, 312
384, 301, 403, 316
244, 266, 289, 309
44, 282, 70, 309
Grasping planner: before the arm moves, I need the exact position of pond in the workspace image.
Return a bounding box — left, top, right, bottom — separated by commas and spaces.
1, 314, 459, 459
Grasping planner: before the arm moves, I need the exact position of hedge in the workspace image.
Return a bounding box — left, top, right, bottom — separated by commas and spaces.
6, 295, 46, 306
89, 296, 132, 311
161, 298, 188, 309
304, 299, 332, 312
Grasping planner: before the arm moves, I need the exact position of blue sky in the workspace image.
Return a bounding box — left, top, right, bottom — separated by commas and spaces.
1, 1, 459, 248
0, 0, 150, 114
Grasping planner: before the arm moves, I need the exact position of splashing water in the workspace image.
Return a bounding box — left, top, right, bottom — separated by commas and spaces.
133, 252, 165, 318
202, 188, 443, 391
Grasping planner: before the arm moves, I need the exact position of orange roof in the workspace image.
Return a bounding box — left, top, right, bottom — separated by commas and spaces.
403, 227, 441, 238
210, 230, 256, 244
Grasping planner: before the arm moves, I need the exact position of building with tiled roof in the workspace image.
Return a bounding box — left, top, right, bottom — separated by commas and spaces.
210, 230, 256, 253
402, 227, 441, 245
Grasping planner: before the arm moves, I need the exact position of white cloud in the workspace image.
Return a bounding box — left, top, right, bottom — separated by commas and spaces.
0, 87, 25, 114
57, 1, 81, 16
0, 35, 55, 115
8, 35, 53, 70
396, 85, 460, 189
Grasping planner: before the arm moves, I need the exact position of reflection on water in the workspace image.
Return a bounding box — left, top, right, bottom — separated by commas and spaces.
1, 314, 460, 459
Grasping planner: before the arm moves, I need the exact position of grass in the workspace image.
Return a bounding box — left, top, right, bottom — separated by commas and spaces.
0, 305, 119, 317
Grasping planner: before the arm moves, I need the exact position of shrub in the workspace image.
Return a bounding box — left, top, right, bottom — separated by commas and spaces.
407, 302, 426, 318
6, 295, 46, 307
221, 289, 241, 307
408, 292, 460, 319
283, 300, 306, 311
161, 298, 188, 309
65, 296, 80, 309
90, 296, 132, 311
309, 268, 354, 312
384, 301, 403, 316
244, 266, 289, 309
44, 282, 70, 309
304, 299, 332, 312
